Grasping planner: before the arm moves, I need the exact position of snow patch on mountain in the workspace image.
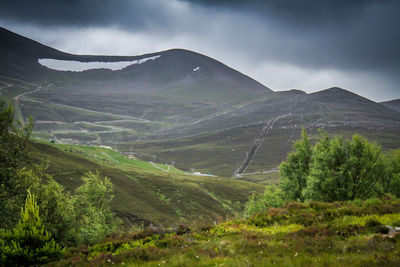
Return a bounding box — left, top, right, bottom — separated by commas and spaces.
38, 55, 161, 72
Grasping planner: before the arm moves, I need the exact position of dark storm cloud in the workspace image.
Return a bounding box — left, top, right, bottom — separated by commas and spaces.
2, 0, 398, 73
184, 0, 400, 72
184, 0, 382, 22
0, 0, 173, 29
0, 0, 399, 100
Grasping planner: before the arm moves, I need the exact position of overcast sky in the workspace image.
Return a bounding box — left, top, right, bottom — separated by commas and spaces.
0, 0, 399, 101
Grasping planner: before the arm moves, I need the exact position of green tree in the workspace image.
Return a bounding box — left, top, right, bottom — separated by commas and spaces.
244, 186, 284, 217
33, 175, 76, 246
280, 128, 312, 202
383, 149, 400, 197
0, 191, 64, 266
304, 134, 385, 201
73, 171, 119, 244
0, 101, 33, 228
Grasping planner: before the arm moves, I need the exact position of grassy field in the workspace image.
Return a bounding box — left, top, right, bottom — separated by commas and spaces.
29, 140, 265, 226
56, 198, 400, 266
238, 171, 281, 185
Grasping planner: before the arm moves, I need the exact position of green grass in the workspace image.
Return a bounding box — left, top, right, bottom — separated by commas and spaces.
238, 171, 281, 185
56, 198, 400, 266
40, 141, 186, 175
29, 140, 265, 227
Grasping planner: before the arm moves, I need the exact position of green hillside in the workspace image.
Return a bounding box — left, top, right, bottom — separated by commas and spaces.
29, 140, 265, 226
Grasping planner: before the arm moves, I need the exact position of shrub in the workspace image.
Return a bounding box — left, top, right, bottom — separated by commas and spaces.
244, 186, 284, 217
0, 192, 64, 266
31, 173, 77, 246
304, 134, 385, 201
280, 129, 312, 202
73, 171, 119, 244
384, 149, 400, 197
279, 130, 392, 203
247, 212, 273, 227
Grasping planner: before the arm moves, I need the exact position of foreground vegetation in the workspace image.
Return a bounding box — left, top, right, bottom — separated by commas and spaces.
56, 198, 400, 266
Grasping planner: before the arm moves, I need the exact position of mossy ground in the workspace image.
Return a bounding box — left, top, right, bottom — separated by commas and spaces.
54, 199, 400, 266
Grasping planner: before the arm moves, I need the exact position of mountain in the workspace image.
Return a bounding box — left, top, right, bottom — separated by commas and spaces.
126, 87, 400, 175
381, 99, 400, 112
1, 27, 399, 177
0, 27, 159, 79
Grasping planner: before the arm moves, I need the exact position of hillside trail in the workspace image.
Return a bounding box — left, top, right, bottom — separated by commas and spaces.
13, 83, 52, 124
14, 82, 50, 101
235, 112, 292, 175
16, 82, 155, 134
49, 102, 153, 122
149, 161, 170, 172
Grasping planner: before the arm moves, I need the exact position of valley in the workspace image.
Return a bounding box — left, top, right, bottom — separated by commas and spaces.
1, 25, 400, 224
1, 0, 400, 263
0, 20, 400, 265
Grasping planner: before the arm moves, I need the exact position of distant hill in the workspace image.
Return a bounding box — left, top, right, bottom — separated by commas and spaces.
381, 99, 400, 112
1, 26, 399, 176
127, 87, 400, 175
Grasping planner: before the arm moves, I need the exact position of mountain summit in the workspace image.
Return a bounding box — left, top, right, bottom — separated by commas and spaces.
0, 27, 271, 100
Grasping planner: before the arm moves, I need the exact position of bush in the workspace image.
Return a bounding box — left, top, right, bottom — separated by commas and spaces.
384, 149, 400, 197
304, 134, 385, 201
279, 130, 393, 203
0, 192, 64, 266
73, 171, 119, 244
244, 186, 284, 217
280, 129, 312, 202
34, 176, 76, 246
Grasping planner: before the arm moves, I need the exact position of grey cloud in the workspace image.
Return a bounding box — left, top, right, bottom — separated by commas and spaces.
183, 0, 400, 72
0, 0, 399, 100
183, 0, 393, 24
0, 0, 179, 30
